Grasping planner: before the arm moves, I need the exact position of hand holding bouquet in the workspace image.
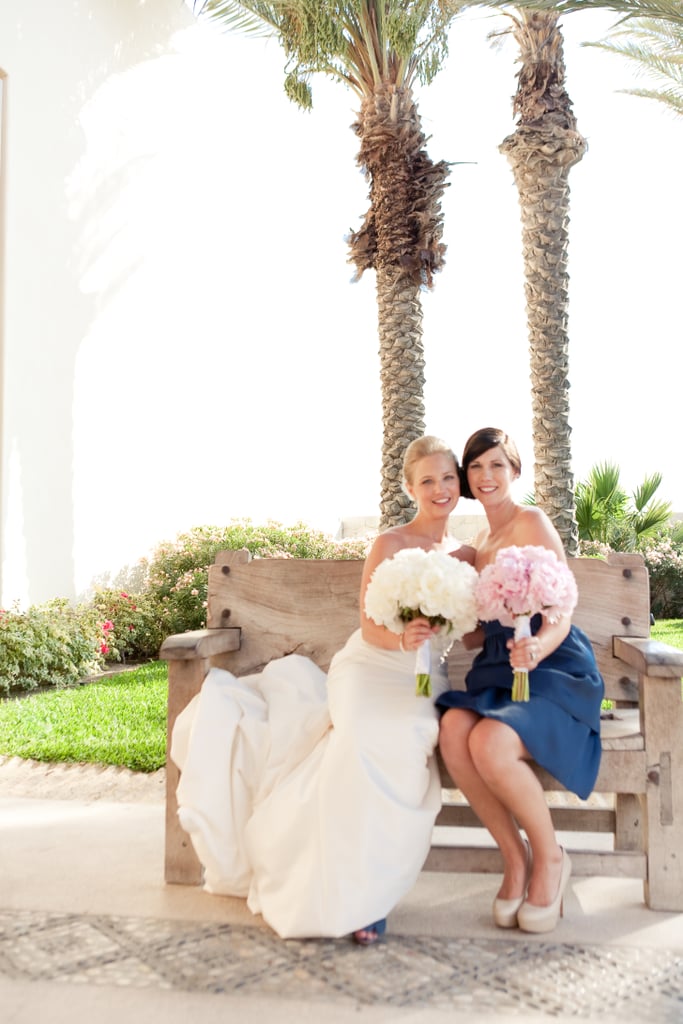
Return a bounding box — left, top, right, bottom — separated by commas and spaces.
364, 548, 479, 696
475, 545, 578, 701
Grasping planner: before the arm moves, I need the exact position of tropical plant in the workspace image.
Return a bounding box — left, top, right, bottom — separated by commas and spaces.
586, 6, 683, 117
574, 460, 673, 548
493, 9, 586, 555
192, 1, 463, 527
475, 0, 683, 115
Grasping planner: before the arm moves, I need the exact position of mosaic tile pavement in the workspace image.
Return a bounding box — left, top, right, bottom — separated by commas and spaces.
1, 909, 682, 1020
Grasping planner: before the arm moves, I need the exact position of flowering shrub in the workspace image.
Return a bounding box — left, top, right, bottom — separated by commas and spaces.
0, 600, 102, 696
640, 538, 683, 618
142, 520, 371, 641
0, 522, 373, 692
91, 589, 163, 663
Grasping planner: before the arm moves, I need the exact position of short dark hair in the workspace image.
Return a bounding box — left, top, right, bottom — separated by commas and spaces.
460, 428, 522, 500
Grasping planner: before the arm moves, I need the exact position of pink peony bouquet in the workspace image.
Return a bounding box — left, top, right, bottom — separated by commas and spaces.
475, 545, 578, 701
365, 548, 479, 696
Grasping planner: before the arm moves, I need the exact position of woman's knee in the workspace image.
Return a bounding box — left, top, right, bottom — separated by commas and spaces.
468, 718, 520, 781
438, 708, 477, 762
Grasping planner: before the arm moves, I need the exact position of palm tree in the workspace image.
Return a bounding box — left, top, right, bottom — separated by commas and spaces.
586, 6, 683, 116
497, 9, 586, 555
478, 1, 683, 115
193, 1, 461, 527
575, 461, 673, 548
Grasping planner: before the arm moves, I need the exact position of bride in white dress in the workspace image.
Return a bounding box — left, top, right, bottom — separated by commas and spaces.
170, 436, 475, 943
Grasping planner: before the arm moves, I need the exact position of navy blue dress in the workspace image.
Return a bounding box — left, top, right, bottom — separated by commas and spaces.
436, 616, 604, 800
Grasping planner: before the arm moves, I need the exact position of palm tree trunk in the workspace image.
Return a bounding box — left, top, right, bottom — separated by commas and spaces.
500, 12, 586, 555
349, 83, 449, 528
376, 267, 426, 522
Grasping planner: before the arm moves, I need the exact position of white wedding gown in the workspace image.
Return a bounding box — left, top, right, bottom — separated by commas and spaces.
170, 628, 450, 939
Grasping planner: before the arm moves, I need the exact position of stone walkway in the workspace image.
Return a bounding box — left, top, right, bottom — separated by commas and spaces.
1, 907, 681, 1021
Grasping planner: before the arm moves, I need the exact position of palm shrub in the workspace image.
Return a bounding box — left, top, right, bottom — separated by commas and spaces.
575, 462, 672, 550
574, 462, 683, 618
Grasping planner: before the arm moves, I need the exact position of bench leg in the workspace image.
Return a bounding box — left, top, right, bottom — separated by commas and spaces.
615, 793, 644, 852
164, 657, 208, 885
642, 675, 683, 911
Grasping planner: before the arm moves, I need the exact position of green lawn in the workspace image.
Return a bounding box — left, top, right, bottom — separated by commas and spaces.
0, 661, 167, 772
0, 620, 681, 772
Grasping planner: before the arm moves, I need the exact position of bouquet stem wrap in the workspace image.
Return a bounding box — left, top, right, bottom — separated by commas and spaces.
512, 614, 531, 702
414, 638, 432, 697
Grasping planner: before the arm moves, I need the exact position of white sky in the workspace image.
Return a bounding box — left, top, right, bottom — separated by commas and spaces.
175, 6, 682, 531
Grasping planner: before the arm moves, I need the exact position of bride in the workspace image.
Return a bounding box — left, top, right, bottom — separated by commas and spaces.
170, 435, 475, 944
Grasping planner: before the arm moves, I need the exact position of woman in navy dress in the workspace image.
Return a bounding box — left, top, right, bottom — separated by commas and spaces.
437, 428, 604, 934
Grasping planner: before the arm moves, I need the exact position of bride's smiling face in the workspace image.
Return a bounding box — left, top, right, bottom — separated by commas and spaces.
407, 453, 460, 515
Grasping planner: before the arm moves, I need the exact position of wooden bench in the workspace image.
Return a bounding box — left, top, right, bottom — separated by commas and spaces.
161, 548, 683, 912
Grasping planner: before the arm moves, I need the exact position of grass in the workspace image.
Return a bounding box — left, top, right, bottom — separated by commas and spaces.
651, 618, 683, 649
0, 661, 168, 772
0, 621, 681, 772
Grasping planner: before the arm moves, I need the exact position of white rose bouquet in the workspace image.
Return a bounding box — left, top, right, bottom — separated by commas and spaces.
364, 548, 479, 696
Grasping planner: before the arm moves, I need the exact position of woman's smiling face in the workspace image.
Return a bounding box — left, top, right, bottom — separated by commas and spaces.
407, 453, 460, 516
466, 445, 518, 505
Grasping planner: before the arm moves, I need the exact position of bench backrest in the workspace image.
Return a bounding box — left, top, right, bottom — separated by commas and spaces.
207, 549, 650, 705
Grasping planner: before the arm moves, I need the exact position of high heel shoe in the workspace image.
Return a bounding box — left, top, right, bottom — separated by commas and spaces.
517, 848, 572, 934
493, 838, 532, 929
352, 918, 387, 946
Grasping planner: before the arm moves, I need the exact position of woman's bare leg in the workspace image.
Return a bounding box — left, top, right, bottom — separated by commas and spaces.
466, 717, 563, 906
439, 709, 528, 900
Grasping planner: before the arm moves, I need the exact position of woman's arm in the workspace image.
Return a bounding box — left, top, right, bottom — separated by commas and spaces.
359, 532, 406, 650
359, 532, 436, 652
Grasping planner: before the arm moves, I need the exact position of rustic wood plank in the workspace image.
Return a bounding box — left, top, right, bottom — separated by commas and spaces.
436, 803, 617, 834
615, 636, 683, 678
206, 556, 364, 674
640, 673, 683, 910
424, 846, 646, 879
165, 658, 207, 885
160, 627, 241, 661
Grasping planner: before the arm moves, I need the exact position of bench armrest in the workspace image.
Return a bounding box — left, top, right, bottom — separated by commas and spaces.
160, 627, 241, 661
614, 636, 683, 680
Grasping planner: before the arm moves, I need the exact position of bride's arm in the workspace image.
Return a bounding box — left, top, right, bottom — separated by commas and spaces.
359, 533, 435, 652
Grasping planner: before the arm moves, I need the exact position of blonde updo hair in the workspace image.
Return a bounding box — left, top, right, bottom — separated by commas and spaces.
402, 435, 459, 493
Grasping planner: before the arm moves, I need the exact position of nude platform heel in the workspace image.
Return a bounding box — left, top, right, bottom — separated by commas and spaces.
493, 839, 532, 929
517, 848, 572, 934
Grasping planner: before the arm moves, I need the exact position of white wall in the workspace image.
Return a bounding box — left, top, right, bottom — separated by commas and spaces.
0, 0, 383, 606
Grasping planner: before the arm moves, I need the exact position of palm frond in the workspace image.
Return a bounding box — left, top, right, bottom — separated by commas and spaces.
584, 14, 683, 115
632, 471, 665, 510
193, 0, 283, 36
630, 499, 674, 536
465, 0, 683, 27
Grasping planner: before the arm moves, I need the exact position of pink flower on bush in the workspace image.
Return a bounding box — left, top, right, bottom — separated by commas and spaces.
100, 642, 110, 655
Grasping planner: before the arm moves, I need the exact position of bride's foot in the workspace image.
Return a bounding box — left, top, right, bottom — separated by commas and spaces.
352, 919, 387, 946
